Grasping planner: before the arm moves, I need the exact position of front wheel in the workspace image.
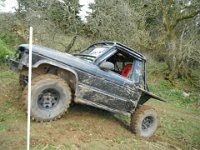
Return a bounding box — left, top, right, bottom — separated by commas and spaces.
19, 73, 28, 90
22, 74, 72, 122
130, 105, 159, 138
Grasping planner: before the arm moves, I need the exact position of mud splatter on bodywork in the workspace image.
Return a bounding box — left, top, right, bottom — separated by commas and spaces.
10, 41, 164, 116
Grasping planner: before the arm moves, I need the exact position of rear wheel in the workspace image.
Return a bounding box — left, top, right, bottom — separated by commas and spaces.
130, 105, 159, 138
22, 74, 72, 122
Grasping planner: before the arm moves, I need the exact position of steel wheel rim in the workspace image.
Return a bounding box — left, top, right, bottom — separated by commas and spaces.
38, 88, 60, 110
141, 116, 154, 131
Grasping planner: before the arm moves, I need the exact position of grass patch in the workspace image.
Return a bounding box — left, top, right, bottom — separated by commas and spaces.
0, 121, 11, 132
0, 39, 13, 63
31, 144, 67, 150
147, 59, 200, 110
157, 109, 200, 149
145, 60, 200, 149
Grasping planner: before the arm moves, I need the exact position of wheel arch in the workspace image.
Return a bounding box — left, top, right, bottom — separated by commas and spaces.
32, 59, 79, 95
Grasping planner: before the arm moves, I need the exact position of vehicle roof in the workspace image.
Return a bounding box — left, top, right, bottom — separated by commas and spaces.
90, 41, 146, 61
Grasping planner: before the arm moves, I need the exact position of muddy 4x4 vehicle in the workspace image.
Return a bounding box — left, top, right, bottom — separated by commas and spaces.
10, 41, 164, 137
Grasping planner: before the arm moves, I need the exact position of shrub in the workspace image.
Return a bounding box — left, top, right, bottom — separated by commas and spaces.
0, 39, 13, 64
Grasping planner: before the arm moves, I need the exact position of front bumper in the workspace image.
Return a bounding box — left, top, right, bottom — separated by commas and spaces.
9, 59, 23, 72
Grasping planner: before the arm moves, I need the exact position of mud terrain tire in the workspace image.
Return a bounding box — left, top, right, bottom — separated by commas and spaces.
130, 105, 159, 138
22, 74, 72, 122
19, 74, 28, 90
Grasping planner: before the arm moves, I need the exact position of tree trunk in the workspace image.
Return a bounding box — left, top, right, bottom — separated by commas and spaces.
65, 35, 77, 53
162, 6, 178, 78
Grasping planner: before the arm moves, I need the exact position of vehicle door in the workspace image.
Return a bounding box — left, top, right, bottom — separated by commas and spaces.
90, 68, 136, 112
87, 50, 139, 112
123, 60, 144, 107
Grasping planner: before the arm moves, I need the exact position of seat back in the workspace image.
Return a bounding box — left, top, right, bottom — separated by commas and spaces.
121, 64, 132, 77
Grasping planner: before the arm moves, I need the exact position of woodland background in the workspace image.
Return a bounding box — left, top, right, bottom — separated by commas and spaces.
0, 0, 200, 149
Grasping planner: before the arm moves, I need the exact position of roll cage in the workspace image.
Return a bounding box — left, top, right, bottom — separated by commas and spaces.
74, 41, 148, 90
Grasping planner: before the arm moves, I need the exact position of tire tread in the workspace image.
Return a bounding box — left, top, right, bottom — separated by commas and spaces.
131, 105, 158, 137
21, 74, 72, 122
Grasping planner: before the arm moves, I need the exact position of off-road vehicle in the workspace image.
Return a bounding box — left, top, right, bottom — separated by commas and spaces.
10, 41, 165, 137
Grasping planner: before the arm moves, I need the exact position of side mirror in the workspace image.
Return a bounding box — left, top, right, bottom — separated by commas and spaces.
99, 61, 114, 70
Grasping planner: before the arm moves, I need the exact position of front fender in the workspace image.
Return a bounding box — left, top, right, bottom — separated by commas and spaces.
32, 59, 79, 95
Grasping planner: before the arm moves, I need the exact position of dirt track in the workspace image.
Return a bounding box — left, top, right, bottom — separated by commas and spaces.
1, 100, 200, 150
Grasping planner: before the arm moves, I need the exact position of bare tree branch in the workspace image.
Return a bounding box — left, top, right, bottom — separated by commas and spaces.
174, 9, 200, 27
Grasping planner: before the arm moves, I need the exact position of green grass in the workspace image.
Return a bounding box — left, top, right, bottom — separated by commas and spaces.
31, 144, 67, 150
147, 59, 200, 110
115, 100, 200, 149
156, 107, 200, 149
0, 65, 26, 149
0, 39, 13, 63
145, 59, 200, 149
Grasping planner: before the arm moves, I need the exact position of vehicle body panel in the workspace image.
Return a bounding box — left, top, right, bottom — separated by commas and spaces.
10, 41, 164, 116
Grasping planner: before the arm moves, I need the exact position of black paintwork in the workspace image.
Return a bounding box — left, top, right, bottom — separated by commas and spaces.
10, 41, 165, 116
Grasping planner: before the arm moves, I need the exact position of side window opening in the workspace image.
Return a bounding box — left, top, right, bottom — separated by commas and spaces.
105, 49, 144, 85
106, 50, 134, 76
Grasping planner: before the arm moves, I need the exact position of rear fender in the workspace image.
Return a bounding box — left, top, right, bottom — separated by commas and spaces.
138, 87, 166, 105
